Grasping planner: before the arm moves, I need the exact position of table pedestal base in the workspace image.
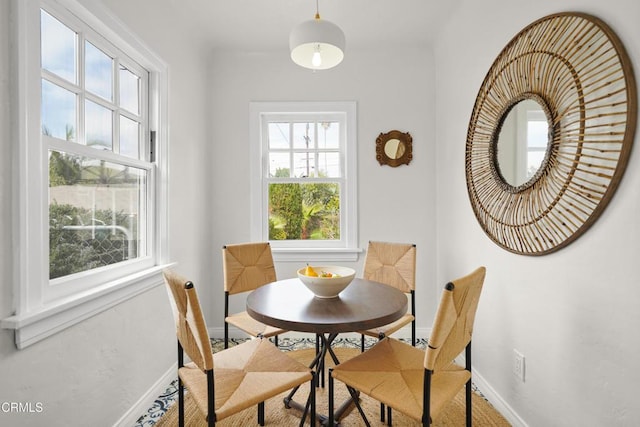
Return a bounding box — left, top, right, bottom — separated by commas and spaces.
283, 333, 359, 426
284, 392, 356, 426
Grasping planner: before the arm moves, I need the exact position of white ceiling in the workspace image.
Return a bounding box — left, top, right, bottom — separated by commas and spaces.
166, 0, 461, 51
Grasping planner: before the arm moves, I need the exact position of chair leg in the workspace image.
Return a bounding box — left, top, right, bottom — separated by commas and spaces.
274, 334, 278, 347
328, 368, 335, 426
316, 334, 324, 387
224, 322, 229, 349
299, 373, 316, 427
178, 377, 185, 427
207, 370, 215, 427
387, 405, 392, 426
178, 341, 185, 427
361, 334, 365, 352
310, 374, 316, 426
423, 369, 432, 427
466, 341, 472, 427
258, 401, 265, 426
314, 334, 325, 387
377, 333, 387, 423
466, 379, 472, 427
412, 321, 416, 347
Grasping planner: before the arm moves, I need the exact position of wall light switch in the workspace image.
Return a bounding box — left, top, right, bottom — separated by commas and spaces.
513, 349, 525, 382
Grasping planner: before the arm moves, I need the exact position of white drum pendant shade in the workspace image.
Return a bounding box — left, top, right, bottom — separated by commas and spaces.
289, 18, 345, 70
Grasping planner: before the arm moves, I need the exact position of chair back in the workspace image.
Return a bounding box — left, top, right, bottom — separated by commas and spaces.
363, 241, 416, 293
222, 242, 277, 295
163, 269, 214, 371
424, 266, 486, 371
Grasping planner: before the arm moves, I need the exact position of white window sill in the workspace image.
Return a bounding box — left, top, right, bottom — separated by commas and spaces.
1, 264, 173, 349
271, 247, 362, 262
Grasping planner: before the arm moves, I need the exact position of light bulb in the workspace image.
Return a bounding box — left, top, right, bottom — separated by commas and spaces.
312, 50, 322, 67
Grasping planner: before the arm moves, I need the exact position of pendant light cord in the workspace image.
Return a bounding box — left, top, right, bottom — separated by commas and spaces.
315, 0, 320, 20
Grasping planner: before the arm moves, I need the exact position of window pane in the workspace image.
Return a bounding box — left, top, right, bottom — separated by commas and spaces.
269, 153, 290, 177
527, 120, 548, 148
317, 121, 339, 149
85, 100, 113, 150
268, 123, 290, 149
41, 10, 76, 83
293, 152, 316, 178
268, 182, 340, 241
119, 65, 140, 114
49, 151, 147, 279
119, 115, 139, 159
317, 152, 341, 177
293, 122, 315, 149
85, 41, 113, 101
41, 79, 76, 141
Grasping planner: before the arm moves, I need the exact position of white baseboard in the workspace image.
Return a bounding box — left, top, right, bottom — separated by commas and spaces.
469, 366, 529, 427
112, 362, 177, 427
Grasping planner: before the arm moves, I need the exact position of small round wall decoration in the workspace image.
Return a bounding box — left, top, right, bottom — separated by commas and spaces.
465, 12, 636, 255
376, 130, 413, 167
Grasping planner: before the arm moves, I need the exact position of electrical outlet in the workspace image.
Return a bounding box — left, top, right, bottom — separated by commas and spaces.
513, 349, 525, 382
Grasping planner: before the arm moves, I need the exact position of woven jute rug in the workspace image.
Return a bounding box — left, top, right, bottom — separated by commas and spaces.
154, 347, 511, 426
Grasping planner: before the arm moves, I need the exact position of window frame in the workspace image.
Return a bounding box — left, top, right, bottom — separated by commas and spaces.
249, 101, 359, 262
1, 0, 171, 349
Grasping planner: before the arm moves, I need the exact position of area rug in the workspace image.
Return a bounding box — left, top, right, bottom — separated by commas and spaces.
152, 342, 511, 426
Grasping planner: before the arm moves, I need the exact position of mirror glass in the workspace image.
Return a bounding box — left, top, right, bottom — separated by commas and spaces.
376, 130, 412, 167
496, 99, 550, 187
384, 138, 406, 160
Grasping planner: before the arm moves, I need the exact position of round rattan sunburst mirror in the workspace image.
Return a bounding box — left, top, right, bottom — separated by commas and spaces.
466, 12, 636, 255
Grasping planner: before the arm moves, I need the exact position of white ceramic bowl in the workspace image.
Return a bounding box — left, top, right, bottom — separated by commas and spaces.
297, 265, 356, 298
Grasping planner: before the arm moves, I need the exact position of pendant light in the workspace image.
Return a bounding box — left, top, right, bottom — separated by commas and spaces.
289, 0, 345, 70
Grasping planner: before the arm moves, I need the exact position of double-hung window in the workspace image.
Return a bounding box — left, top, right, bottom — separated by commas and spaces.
2, 0, 169, 348
250, 102, 358, 261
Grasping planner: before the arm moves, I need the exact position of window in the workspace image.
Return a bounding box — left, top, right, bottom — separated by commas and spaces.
525, 110, 548, 180
42, 8, 150, 286
250, 102, 359, 261
1, 0, 169, 349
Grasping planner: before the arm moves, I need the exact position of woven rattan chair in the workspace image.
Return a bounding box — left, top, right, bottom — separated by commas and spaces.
357, 241, 417, 421
359, 241, 417, 352
163, 269, 315, 427
329, 266, 486, 427
222, 242, 286, 348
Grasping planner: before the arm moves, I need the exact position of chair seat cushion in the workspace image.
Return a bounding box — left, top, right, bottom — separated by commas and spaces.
179, 338, 312, 421
225, 311, 285, 338
331, 338, 470, 422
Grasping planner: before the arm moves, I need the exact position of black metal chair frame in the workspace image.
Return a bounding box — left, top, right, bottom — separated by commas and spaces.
224, 291, 279, 349
360, 289, 416, 352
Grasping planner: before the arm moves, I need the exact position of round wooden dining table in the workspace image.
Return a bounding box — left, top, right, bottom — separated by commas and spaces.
246, 277, 408, 424
246, 277, 408, 334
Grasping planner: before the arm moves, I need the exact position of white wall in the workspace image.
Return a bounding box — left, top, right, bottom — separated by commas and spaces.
0, 0, 212, 425
435, 0, 640, 425
208, 47, 439, 334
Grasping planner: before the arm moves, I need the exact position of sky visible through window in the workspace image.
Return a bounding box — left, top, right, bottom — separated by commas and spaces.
268, 121, 341, 178
41, 9, 141, 155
